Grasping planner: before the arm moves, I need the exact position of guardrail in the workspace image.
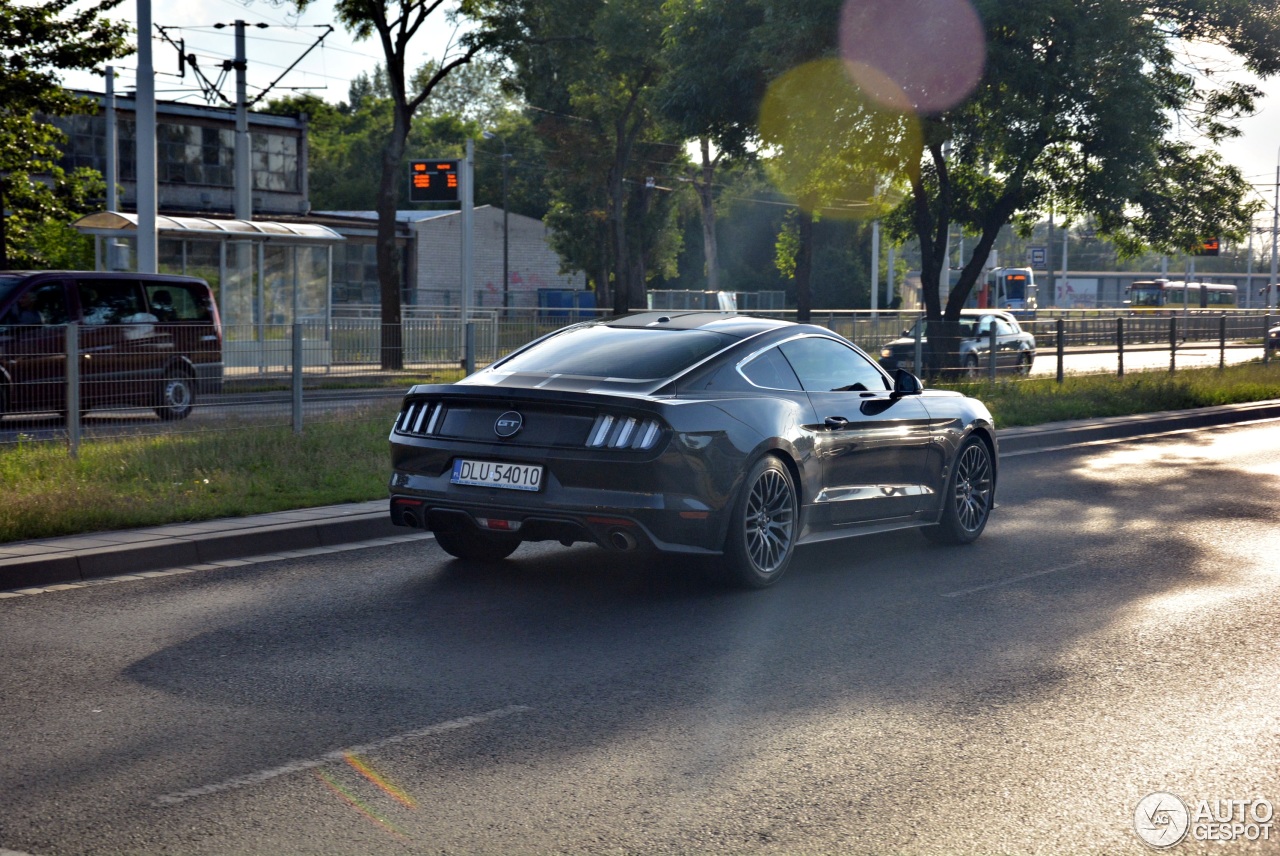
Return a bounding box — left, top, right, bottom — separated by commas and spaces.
1, 310, 1276, 454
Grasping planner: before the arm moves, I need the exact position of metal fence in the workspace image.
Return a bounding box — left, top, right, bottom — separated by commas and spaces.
1, 309, 1277, 454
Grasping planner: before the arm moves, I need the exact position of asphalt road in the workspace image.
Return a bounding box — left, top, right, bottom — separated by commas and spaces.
3, 421, 1280, 855
1027, 341, 1265, 376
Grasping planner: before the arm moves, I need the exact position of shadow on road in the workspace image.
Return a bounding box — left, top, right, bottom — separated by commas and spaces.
91, 431, 1274, 822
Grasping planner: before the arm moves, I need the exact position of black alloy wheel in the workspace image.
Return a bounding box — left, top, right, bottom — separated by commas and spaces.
434, 527, 520, 562
922, 436, 994, 545
725, 455, 798, 588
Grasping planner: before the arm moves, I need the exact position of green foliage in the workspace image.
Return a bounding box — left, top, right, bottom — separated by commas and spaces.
657, 0, 768, 157
5, 164, 104, 269
0, 0, 130, 267
265, 81, 551, 219
481, 0, 687, 308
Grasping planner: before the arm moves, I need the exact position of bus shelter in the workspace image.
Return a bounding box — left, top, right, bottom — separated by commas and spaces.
74, 212, 345, 367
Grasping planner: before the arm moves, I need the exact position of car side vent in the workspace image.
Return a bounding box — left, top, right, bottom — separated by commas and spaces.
395, 400, 443, 437
586, 414, 663, 450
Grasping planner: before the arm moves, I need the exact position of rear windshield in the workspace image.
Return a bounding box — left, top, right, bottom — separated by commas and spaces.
495, 325, 734, 380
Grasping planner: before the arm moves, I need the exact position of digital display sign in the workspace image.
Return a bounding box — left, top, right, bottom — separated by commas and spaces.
408, 160, 459, 202
1193, 237, 1220, 256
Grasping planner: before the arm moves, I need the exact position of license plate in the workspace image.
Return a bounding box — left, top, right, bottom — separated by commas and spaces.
450, 459, 543, 491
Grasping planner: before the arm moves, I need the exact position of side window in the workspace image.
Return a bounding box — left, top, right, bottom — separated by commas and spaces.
740, 347, 803, 391
778, 336, 890, 393
3, 282, 69, 327
78, 280, 145, 325
144, 283, 212, 322
995, 318, 1015, 336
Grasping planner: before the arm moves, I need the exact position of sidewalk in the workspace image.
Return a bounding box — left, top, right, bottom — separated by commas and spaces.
5, 398, 1280, 593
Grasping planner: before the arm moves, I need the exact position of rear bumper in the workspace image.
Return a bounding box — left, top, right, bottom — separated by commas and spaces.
388, 465, 726, 555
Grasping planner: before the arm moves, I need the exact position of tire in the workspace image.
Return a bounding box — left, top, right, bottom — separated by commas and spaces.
433, 527, 520, 562
963, 355, 980, 378
156, 369, 195, 421
723, 455, 798, 589
1017, 352, 1033, 375
922, 436, 994, 545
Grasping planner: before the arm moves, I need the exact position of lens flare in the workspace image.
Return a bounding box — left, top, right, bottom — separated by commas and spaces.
839, 0, 985, 113
345, 753, 417, 809
758, 59, 919, 217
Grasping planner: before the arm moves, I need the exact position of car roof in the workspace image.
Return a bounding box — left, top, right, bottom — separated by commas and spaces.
958, 308, 1014, 317
592, 311, 794, 339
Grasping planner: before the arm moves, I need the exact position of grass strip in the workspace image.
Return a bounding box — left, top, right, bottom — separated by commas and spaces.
938, 361, 1280, 427
0, 407, 396, 543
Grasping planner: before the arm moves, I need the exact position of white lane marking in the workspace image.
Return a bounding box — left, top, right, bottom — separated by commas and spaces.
153, 705, 531, 807
1, 848, 40, 856
941, 560, 1087, 598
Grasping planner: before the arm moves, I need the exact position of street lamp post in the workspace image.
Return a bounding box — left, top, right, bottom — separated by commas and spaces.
483, 131, 510, 310
1270, 149, 1280, 312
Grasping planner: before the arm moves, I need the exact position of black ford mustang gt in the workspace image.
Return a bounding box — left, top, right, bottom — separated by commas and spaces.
389, 312, 997, 588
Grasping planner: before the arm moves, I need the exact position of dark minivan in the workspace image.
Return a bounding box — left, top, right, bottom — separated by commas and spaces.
0, 271, 223, 420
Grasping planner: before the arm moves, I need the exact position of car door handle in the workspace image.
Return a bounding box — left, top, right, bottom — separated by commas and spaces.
824, 416, 849, 429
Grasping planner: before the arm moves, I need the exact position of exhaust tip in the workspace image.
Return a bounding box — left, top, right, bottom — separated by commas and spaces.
398, 507, 420, 529
608, 529, 637, 551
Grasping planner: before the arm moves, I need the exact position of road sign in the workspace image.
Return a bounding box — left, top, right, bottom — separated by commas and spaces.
1193, 237, 1220, 256
1029, 246, 1047, 268
408, 160, 459, 202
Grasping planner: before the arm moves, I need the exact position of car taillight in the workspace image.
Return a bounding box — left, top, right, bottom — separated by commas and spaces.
586, 414, 663, 450
395, 400, 443, 436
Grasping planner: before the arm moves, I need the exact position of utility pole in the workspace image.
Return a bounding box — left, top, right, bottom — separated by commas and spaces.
233, 19, 251, 220
871, 218, 880, 318
136, 0, 157, 273
462, 138, 475, 374
1270, 147, 1279, 312
105, 67, 117, 213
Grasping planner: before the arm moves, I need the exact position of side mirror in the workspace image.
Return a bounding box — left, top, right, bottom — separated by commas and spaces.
892, 368, 923, 397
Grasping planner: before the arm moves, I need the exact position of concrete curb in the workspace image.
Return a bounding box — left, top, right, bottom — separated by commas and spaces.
997, 399, 1280, 454
0, 503, 402, 590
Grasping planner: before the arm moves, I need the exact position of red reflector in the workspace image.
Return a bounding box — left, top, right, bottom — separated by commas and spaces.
477, 517, 520, 531
586, 516, 634, 527
679, 511, 709, 519
394, 498, 424, 506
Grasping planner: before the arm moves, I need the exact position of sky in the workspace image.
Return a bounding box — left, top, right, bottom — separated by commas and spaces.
59, 0, 1280, 236
61, 0, 457, 110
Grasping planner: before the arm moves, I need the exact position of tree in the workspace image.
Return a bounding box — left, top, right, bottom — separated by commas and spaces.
866, 0, 1280, 373
657, 0, 768, 294
0, 0, 130, 267
481, 0, 683, 313
282, 0, 488, 370
652, 0, 1276, 367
